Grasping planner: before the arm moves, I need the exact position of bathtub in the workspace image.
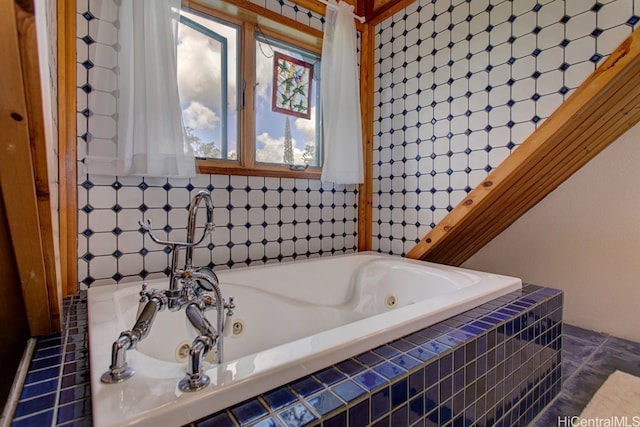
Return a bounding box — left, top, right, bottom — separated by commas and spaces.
88, 252, 521, 427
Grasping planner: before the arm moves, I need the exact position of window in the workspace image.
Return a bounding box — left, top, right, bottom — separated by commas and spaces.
177, 5, 323, 177
177, 10, 239, 161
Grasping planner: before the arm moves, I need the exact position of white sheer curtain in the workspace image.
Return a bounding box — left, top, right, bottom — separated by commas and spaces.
85, 0, 196, 178
320, 0, 363, 184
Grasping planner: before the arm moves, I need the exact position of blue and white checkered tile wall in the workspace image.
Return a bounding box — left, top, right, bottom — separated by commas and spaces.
75, 0, 357, 288
372, 0, 640, 256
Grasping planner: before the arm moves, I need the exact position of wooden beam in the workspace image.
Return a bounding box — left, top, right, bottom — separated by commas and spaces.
407, 27, 640, 266
0, 0, 54, 335
58, 0, 78, 296
358, 19, 373, 251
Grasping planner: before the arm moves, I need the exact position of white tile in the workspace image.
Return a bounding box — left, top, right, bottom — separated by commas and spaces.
513, 0, 537, 17
598, 0, 633, 29
470, 11, 489, 35
90, 255, 118, 279
513, 11, 536, 38
566, 12, 597, 41
488, 63, 511, 86
566, 0, 592, 16
89, 232, 118, 256
511, 78, 536, 101
511, 99, 535, 122
450, 153, 467, 171
510, 121, 536, 145
89, 44, 117, 69
489, 84, 511, 107
118, 254, 143, 276
469, 32, 490, 55
490, 1, 512, 25
537, 1, 564, 27
468, 170, 488, 188
117, 209, 142, 231
89, 210, 116, 233
469, 150, 488, 169
566, 36, 597, 65
598, 26, 632, 56
565, 60, 595, 89
490, 42, 511, 66
230, 244, 248, 263
536, 93, 564, 118
469, 110, 489, 131
450, 115, 468, 134
87, 115, 117, 139
536, 46, 564, 73
468, 70, 489, 92
469, 91, 489, 111
488, 146, 511, 169
88, 67, 117, 92
469, 51, 489, 73
229, 208, 248, 227
512, 33, 537, 58
167, 208, 188, 231
144, 188, 166, 208
490, 21, 511, 46
538, 23, 565, 51
536, 70, 563, 95
511, 55, 536, 80
489, 105, 510, 127
88, 186, 116, 208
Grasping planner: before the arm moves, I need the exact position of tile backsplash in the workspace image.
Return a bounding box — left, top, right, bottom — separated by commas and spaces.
372, 0, 640, 255
75, 0, 357, 288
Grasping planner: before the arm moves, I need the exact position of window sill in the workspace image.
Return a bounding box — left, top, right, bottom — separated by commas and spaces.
196, 159, 322, 179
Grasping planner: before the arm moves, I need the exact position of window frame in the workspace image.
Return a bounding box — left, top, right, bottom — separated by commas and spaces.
184, 2, 324, 179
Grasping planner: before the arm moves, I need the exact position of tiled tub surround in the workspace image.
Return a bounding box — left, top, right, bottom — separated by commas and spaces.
12, 284, 563, 426
76, 0, 357, 289
372, 0, 640, 255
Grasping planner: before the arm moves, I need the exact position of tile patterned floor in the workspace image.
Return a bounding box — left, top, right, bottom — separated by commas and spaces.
532, 324, 640, 426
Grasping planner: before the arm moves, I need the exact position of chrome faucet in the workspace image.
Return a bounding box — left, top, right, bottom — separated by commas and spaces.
100, 191, 235, 392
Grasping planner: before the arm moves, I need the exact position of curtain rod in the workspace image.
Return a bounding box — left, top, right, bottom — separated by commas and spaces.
318, 0, 366, 23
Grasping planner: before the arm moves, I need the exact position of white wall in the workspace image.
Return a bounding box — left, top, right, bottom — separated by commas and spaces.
463, 121, 640, 342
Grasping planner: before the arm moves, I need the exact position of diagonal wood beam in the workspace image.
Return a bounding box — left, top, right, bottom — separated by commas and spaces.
407, 27, 640, 266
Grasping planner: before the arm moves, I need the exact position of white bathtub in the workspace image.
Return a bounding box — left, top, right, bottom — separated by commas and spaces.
88, 252, 521, 427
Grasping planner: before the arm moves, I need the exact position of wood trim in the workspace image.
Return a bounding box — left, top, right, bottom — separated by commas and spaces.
369, 0, 415, 26
358, 21, 373, 251
0, 0, 54, 335
58, 0, 77, 296
407, 27, 640, 266
15, 0, 61, 329
196, 160, 322, 179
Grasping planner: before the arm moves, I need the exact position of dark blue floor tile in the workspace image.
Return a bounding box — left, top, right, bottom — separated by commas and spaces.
562, 324, 607, 346
561, 335, 600, 365
602, 335, 640, 356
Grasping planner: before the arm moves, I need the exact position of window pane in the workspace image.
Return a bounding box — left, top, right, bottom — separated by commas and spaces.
255, 37, 321, 167
177, 10, 239, 161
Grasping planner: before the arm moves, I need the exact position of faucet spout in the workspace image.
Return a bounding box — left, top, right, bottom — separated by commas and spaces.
184, 190, 214, 272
